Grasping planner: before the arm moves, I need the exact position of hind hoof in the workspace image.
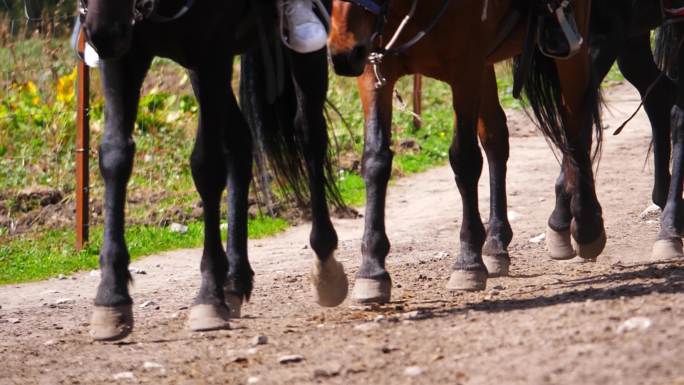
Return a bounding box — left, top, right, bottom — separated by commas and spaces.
652, 238, 684, 261
352, 278, 391, 304
188, 304, 230, 332
225, 293, 243, 318
572, 230, 606, 261
446, 269, 487, 292
483, 254, 510, 277
311, 255, 349, 307
90, 305, 134, 341
546, 226, 575, 260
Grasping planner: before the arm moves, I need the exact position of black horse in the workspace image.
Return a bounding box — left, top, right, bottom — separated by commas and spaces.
81, 0, 349, 341
589, 0, 684, 260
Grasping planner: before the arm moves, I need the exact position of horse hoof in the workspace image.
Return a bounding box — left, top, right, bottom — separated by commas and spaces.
188, 304, 230, 332
90, 305, 134, 341
572, 230, 606, 261
483, 254, 510, 278
352, 278, 391, 304
225, 293, 243, 318
311, 256, 349, 307
546, 226, 575, 260
446, 269, 487, 292
652, 238, 684, 261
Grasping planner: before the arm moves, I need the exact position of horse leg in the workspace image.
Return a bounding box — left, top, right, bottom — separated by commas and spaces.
352, 73, 397, 304
288, 49, 348, 307
478, 66, 512, 277
447, 79, 488, 291
653, 41, 684, 260
545, 167, 575, 260
90, 55, 151, 341
617, 33, 675, 208
556, 54, 606, 261
186, 64, 234, 331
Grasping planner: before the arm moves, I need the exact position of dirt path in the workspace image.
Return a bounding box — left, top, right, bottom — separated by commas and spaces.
2, 83, 684, 385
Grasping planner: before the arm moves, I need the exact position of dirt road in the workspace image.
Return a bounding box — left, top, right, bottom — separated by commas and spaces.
2, 83, 684, 385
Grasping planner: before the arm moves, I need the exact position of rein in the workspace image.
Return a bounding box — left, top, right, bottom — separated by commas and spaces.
344, 0, 451, 88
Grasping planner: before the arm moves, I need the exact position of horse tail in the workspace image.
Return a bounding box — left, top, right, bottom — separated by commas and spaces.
240, 47, 345, 211
514, 49, 603, 162
654, 22, 682, 80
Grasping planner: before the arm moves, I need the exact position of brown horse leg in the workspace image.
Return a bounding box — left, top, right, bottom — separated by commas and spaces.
546, 167, 575, 260
555, 53, 606, 261
352, 71, 397, 304
478, 67, 512, 277
447, 76, 488, 291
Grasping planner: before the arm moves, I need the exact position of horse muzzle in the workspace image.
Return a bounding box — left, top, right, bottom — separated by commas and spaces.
330, 44, 369, 77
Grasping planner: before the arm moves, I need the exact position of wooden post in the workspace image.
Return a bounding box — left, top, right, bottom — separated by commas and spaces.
75, 28, 90, 251
412, 74, 422, 131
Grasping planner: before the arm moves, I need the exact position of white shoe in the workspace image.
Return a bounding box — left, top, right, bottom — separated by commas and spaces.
279, 0, 328, 54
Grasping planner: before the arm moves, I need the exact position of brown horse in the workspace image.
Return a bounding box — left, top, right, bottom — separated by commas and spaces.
328, 0, 604, 303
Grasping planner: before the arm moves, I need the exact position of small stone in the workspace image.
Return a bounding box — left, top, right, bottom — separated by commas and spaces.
129, 268, 146, 275
354, 322, 379, 332
434, 251, 449, 259
639, 204, 661, 220
57, 274, 67, 280
491, 285, 505, 290
251, 335, 268, 346
617, 317, 652, 334
247, 377, 260, 384
55, 298, 74, 305
402, 309, 432, 321
530, 233, 546, 243
139, 300, 156, 309
168, 312, 180, 319
231, 355, 248, 363
143, 361, 164, 370
44, 339, 57, 346
89, 270, 100, 278
246, 348, 259, 355
113, 371, 135, 381
373, 315, 385, 322
404, 366, 424, 377
8, 318, 19, 324
313, 364, 342, 378
278, 354, 304, 364
169, 223, 188, 234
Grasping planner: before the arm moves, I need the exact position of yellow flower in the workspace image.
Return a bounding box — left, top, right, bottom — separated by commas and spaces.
25, 81, 38, 95
56, 67, 78, 104
32, 96, 40, 106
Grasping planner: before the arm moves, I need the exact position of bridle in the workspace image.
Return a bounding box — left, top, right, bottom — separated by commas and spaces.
341, 0, 451, 88
78, 0, 195, 25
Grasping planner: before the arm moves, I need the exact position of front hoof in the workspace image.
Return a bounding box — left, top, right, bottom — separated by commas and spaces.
188, 304, 230, 332
483, 254, 510, 277
546, 226, 575, 260
571, 230, 606, 261
652, 238, 684, 261
351, 277, 391, 304
447, 269, 487, 292
90, 305, 134, 341
311, 256, 349, 307
225, 293, 243, 318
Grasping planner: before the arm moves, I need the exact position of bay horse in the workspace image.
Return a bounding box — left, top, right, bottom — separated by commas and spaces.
328, 0, 604, 303
81, 0, 349, 341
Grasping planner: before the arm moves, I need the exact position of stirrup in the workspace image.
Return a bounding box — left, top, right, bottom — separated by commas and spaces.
538, 0, 583, 59
278, 0, 331, 51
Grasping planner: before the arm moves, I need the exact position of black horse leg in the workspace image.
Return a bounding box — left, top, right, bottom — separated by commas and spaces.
223, 84, 254, 319
617, 33, 675, 208
90, 54, 151, 341
653, 41, 684, 260
186, 63, 234, 331
545, 167, 575, 259
353, 75, 396, 304
478, 67, 512, 277
447, 82, 488, 291
288, 49, 348, 307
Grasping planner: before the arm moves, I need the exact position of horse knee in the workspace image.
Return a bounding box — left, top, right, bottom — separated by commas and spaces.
449, 145, 483, 182
362, 147, 393, 185
99, 139, 135, 182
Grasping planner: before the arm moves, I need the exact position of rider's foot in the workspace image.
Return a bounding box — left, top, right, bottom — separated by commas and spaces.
279, 0, 327, 54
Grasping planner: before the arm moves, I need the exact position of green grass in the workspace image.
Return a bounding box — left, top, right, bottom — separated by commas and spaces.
0, 215, 288, 285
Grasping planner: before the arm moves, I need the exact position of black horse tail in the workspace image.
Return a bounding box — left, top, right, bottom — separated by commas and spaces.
239, 47, 345, 211
655, 22, 682, 80
514, 49, 603, 162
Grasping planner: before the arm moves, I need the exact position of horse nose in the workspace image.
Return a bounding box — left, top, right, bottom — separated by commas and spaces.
331, 45, 368, 77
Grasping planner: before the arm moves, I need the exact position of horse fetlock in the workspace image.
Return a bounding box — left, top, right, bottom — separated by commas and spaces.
311, 255, 349, 307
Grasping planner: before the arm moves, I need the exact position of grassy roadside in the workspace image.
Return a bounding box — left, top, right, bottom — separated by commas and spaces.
0, 35, 625, 285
